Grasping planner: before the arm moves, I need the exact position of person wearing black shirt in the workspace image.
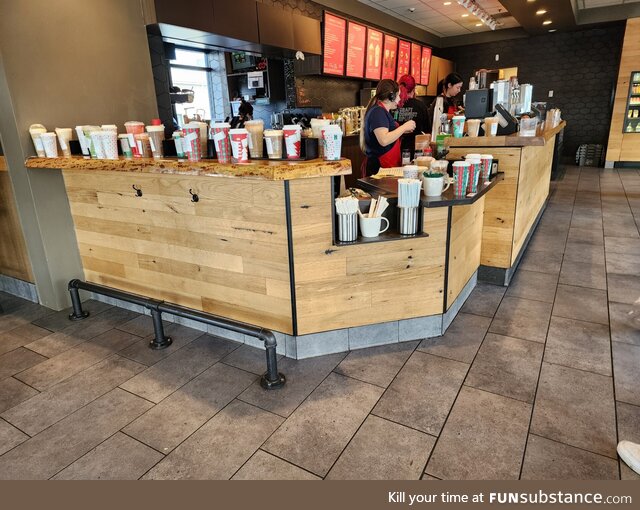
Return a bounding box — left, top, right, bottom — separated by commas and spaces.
396, 74, 429, 159
427, 72, 464, 131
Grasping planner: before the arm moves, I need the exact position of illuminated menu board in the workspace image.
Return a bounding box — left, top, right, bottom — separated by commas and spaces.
411, 43, 421, 82
381, 34, 397, 80
396, 40, 411, 80
420, 46, 433, 85
365, 28, 383, 80
323, 12, 346, 76
346, 22, 366, 78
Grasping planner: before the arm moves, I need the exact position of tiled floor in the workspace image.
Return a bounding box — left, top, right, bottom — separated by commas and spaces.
0, 166, 639, 480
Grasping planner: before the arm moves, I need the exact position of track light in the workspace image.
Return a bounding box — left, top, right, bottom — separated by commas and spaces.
456, 0, 498, 30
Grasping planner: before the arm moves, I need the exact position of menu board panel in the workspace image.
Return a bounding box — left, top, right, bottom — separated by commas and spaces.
411, 43, 421, 82
396, 40, 411, 80
420, 46, 433, 85
365, 28, 383, 80
346, 21, 366, 78
323, 12, 346, 76
381, 34, 397, 80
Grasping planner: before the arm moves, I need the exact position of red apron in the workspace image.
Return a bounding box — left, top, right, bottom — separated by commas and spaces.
361, 107, 402, 177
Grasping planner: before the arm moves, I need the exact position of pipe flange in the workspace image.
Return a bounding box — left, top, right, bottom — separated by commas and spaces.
149, 336, 173, 350
260, 372, 286, 390
68, 310, 90, 321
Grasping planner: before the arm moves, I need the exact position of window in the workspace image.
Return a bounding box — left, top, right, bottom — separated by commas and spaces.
169, 48, 213, 126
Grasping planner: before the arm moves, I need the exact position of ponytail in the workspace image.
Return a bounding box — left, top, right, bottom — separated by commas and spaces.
360, 79, 399, 152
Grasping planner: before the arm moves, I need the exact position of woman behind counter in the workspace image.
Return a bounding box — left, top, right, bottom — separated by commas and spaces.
396, 74, 429, 159
360, 79, 416, 177
427, 72, 464, 128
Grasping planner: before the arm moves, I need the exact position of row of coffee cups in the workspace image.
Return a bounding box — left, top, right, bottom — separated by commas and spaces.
451, 116, 499, 138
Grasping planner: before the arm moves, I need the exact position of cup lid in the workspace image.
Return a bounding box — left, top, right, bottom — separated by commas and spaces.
480, 154, 494, 158
264, 129, 283, 135
211, 122, 230, 128
283, 124, 302, 130
146, 125, 165, 132
229, 128, 248, 133
452, 160, 470, 167
124, 121, 144, 125
151, 118, 162, 126
465, 153, 482, 158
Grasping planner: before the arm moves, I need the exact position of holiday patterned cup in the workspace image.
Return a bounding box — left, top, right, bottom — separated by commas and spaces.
321, 125, 342, 161
466, 157, 481, 194
480, 154, 493, 182
211, 122, 231, 163
283, 124, 302, 159
229, 128, 249, 163
182, 127, 201, 162
452, 161, 470, 198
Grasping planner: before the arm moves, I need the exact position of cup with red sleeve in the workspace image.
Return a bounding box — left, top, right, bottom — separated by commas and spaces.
283, 124, 302, 159
452, 161, 470, 198
210, 122, 231, 163
229, 128, 250, 163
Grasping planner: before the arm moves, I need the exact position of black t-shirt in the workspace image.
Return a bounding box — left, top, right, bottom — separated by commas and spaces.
395, 97, 429, 153
364, 105, 396, 158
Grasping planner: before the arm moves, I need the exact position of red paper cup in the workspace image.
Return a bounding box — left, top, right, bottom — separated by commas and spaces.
182, 127, 201, 162
125, 121, 145, 157
283, 125, 302, 159
480, 154, 493, 182
452, 161, 470, 198
229, 128, 249, 163
211, 123, 231, 163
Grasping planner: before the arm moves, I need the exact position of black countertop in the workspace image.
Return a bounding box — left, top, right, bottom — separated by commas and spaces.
356, 173, 503, 208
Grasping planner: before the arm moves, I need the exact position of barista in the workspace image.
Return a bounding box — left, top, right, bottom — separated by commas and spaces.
396, 74, 429, 159
427, 72, 464, 130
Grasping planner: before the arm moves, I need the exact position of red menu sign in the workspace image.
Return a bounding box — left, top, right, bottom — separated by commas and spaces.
346, 22, 366, 78
323, 12, 346, 75
396, 40, 411, 80
411, 43, 421, 82
381, 34, 397, 80
365, 28, 383, 80
420, 46, 433, 85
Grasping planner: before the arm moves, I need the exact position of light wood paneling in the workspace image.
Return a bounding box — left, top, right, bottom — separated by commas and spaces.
63, 170, 293, 334
607, 18, 640, 162
512, 142, 554, 263
447, 147, 522, 268
446, 198, 484, 309
0, 158, 33, 282
446, 122, 565, 148
289, 177, 447, 334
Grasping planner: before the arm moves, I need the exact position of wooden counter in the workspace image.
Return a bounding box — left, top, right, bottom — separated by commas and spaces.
25, 156, 491, 357
0, 156, 34, 282
445, 122, 565, 285
25, 156, 352, 181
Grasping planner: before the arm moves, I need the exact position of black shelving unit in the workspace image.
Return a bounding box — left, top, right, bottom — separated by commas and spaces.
623, 71, 640, 134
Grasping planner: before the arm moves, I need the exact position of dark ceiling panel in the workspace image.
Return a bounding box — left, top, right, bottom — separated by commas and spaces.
499, 0, 576, 34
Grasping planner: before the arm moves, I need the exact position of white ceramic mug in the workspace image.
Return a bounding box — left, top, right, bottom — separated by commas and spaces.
423, 173, 452, 197
359, 214, 390, 238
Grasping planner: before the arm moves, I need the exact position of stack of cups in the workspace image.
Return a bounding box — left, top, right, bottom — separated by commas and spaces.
283, 124, 302, 159
75, 126, 90, 157
264, 129, 283, 159
452, 161, 470, 198
465, 155, 482, 194
172, 131, 185, 159
479, 154, 493, 182
101, 130, 119, 159
55, 128, 73, 157
321, 125, 343, 161
40, 133, 58, 158
229, 128, 250, 163
211, 122, 231, 163
182, 127, 201, 162
244, 120, 264, 159
146, 121, 165, 159
118, 134, 133, 158
467, 119, 481, 137
311, 118, 331, 158
452, 115, 466, 138
124, 121, 145, 157
29, 124, 47, 157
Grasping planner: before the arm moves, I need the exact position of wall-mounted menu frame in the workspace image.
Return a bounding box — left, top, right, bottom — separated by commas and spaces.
396, 40, 411, 81
346, 21, 366, 78
420, 46, 432, 85
365, 28, 383, 81
323, 12, 347, 76
381, 34, 398, 80
410, 43, 421, 83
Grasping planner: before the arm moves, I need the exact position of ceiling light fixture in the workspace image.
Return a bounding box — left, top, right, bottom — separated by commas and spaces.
543, 20, 552, 25
536, 9, 547, 15
548, 29, 556, 32
475, 23, 482, 26
444, 2, 452, 5
456, 0, 498, 30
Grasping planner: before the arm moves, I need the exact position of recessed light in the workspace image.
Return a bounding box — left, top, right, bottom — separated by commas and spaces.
443, 1, 452, 5
408, 7, 415, 12
548, 29, 557, 32
475, 23, 482, 26
536, 9, 547, 15
543, 20, 552, 25
462, 14, 469, 17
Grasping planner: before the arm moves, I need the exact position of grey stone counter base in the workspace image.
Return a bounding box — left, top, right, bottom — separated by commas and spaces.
0, 274, 38, 303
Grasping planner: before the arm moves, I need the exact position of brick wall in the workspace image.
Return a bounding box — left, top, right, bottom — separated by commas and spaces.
442, 23, 626, 158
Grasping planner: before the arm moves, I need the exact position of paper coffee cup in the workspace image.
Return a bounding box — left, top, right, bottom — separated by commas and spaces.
90, 130, 106, 159
480, 154, 493, 181
466, 158, 481, 194
125, 121, 145, 157
283, 124, 302, 159
55, 128, 73, 157
75, 126, 90, 157
182, 127, 201, 162
40, 133, 58, 158
264, 129, 283, 159
118, 134, 133, 158
83, 126, 101, 158
452, 116, 466, 138
172, 131, 185, 158
402, 165, 420, 179
146, 125, 165, 159
101, 131, 119, 160
133, 133, 151, 158
29, 124, 47, 157
452, 161, 470, 198
467, 119, 481, 137
101, 124, 118, 133
229, 128, 249, 163
321, 125, 342, 161
244, 120, 264, 159
210, 122, 231, 163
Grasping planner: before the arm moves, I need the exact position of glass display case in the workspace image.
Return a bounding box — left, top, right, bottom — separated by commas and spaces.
623, 71, 640, 133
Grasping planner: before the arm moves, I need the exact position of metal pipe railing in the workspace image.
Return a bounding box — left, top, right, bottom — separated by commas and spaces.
68, 279, 285, 389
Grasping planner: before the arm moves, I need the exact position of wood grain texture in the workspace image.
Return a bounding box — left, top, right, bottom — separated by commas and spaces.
0, 161, 34, 282
25, 156, 352, 181
289, 177, 447, 334
512, 142, 554, 264
446, 198, 484, 310
446, 122, 566, 148
63, 170, 293, 334
607, 18, 640, 162
447, 147, 522, 268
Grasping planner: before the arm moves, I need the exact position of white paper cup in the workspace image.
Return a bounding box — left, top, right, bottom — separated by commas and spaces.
75, 126, 90, 156
264, 129, 283, 159
402, 165, 420, 179
101, 131, 119, 159
283, 124, 302, 159
55, 128, 73, 157
29, 124, 47, 157
90, 130, 106, 159
40, 132, 58, 158
229, 128, 249, 163
467, 119, 481, 137
118, 134, 133, 158
480, 154, 494, 181
211, 122, 231, 163
244, 120, 264, 158
321, 125, 342, 161
484, 117, 498, 136
101, 124, 118, 133
146, 125, 165, 158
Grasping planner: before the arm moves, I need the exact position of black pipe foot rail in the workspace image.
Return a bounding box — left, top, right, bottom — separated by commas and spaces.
68, 279, 285, 389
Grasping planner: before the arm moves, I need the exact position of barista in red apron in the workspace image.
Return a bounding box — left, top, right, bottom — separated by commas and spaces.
360, 80, 416, 177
